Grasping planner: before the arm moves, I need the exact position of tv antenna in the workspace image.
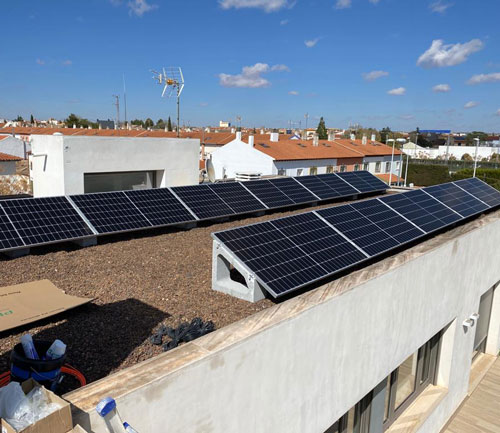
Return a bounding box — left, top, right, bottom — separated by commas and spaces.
151, 66, 185, 137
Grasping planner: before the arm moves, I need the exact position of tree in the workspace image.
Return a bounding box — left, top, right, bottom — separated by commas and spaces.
15, 115, 24, 122
64, 113, 96, 128
465, 131, 488, 146
30, 114, 34, 124
461, 153, 473, 161
131, 119, 144, 127
144, 118, 154, 128
316, 117, 328, 139
156, 118, 166, 129
379, 127, 392, 144
167, 116, 173, 132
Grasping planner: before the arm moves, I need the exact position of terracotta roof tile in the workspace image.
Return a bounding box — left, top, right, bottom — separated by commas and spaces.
0, 152, 22, 161
334, 139, 403, 156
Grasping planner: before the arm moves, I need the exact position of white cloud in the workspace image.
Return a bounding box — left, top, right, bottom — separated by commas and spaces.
467, 72, 500, 85
219, 0, 292, 12
417, 39, 483, 68
199, 102, 209, 107
429, 0, 452, 13
387, 87, 406, 95
36, 58, 45, 65
127, 0, 158, 16
219, 63, 288, 88
400, 115, 414, 120
304, 38, 319, 48
62, 60, 72, 66
464, 101, 479, 109
288, 90, 299, 95
335, 0, 351, 9
280, 19, 289, 25
432, 83, 451, 93
362, 70, 389, 81
496, 109, 500, 117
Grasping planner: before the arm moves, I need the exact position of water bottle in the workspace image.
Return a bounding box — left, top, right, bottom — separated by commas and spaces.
20, 334, 39, 360
96, 397, 127, 433
45, 339, 66, 360
123, 422, 139, 433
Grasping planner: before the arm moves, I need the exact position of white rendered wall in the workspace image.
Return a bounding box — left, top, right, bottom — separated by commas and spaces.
0, 136, 29, 159
274, 159, 338, 176
30, 135, 199, 197
68, 213, 500, 433
210, 139, 274, 179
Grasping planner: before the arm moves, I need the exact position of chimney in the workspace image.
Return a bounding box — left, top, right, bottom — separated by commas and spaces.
301, 130, 308, 140
236, 131, 242, 141
260, 129, 265, 135
270, 132, 279, 142
99, 123, 102, 130
231, 127, 236, 133
350, 133, 355, 141
328, 130, 335, 141
249, 135, 255, 147
313, 133, 319, 147
362, 135, 367, 145
164, 126, 167, 132
371, 133, 376, 142
73, 124, 76, 129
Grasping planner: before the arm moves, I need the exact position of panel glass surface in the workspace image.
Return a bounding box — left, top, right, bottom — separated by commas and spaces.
316, 173, 360, 196
293, 175, 341, 200
208, 182, 266, 213
242, 180, 296, 208
124, 188, 195, 226
71, 192, 151, 234
171, 184, 235, 220
268, 177, 318, 204
0, 196, 94, 246
423, 183, 489, 217
381, 189, 462, 233
337, 171, 388, 193
0, 205, 25, 250
453, 177, 500, 208
214, 212, 366, 296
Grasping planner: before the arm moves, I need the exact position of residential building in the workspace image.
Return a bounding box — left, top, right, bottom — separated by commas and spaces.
0, 135, 30, 159
0, 152, 21, 175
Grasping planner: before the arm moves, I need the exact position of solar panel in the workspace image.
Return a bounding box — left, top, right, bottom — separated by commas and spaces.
336, 171, 389, 193
293, 175, 341, 199
70, 192, 151, 234
0, 196, 94, 246
213, 212, 366, 297
124, 188, 196, 226
453, 178, 500, 208
242, 180, 296, 208
423, 183, 489, 218
0, 205, 25, 251
316, 173, 360, 196
268, 177, 318, 204
171, 184, 235, 220
380, 189, 462, 233
208, 182, 267, 213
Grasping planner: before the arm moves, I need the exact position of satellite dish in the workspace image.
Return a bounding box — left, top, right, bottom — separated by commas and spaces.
206, 159, 216, 183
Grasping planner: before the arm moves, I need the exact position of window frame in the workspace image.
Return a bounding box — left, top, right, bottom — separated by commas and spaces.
325, 392, 372, 433
363, 162, 369, 171
375, 162, 381, 173
309, 166, 318, 175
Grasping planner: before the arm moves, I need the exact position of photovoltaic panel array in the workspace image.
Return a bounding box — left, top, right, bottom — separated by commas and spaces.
336, 171, 389, 193
0, 171, 388, 254
213, 178, 500, 298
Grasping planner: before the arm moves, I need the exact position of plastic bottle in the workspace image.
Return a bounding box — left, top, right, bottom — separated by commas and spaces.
45, 339, 66, 360
123, 422, 139, 433
20, 334, 39, 360
96, 397, 127, 433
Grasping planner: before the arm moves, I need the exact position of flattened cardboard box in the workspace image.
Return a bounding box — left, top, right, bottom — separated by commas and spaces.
1, 379, 72, 433
0, 280, 92, 333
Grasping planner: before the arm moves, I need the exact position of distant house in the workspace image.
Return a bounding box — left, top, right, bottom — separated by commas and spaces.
0, 152, 22, 175
97, 119, 115, 130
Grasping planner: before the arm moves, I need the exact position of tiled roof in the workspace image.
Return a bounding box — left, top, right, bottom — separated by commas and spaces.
334, 138, 403, 156
375, 173, 404, 185
0, 152, 22, 161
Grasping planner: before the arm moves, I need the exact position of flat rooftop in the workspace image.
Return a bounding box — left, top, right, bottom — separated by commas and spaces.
0, 197, 378, 384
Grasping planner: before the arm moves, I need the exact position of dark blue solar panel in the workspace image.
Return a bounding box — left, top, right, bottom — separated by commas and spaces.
293, 175, 341, 199
380, 189, 462, 233
208, 182, 267, 213
336, 171, 389, 193
242, 180, 295, 208
453, 178, 500, 208
171, 184, 235, 220
0, 205, 25, 251
313, 173, 359, 197
424, 183, 489, 217
268, 177, 318, 204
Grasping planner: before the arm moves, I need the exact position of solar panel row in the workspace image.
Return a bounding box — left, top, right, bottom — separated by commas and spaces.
0, 171, 389, 254
213, 177, 500, 298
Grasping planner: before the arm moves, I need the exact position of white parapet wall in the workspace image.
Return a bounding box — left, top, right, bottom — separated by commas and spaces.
66, 211, 500, 433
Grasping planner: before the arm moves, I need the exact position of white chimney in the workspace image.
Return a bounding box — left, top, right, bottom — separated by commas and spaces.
260, 129, 265, 135
350, 133, 355, 140
73, 124, 76, 129
99, 123, 102, 130
231, 127, 236, 133
249, 135, 255, 147
236, 131, 242, 141
270, 132, 279, 142
302, 130, 308, 140
328, 130, 335, 141
362, 135, 367, 145
313, 133, 319, 147
371, 133, 376, 142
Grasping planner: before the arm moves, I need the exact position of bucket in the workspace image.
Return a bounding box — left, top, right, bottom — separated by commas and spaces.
10, 340, 66, 391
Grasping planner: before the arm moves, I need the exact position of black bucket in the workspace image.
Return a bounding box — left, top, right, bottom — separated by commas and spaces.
10, 340, 66, 391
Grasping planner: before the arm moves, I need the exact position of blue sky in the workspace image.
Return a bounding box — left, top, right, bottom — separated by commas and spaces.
1, 0, 499, 131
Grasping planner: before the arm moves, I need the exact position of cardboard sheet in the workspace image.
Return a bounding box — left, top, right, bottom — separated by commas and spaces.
0, 280, 92, 333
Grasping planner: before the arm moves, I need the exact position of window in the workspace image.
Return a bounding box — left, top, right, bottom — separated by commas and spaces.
375, 162, 381, 173
297, 168, 303, 176
277, 168, 286, 176
354, 164, 360, 171
385, 162, 391, 173
84, 171, 156, 194
340, 165, 347, 172
325, 393, 372, 433
309, 166, 318, 175
363, 162, 369, 171
472, 287, 494, 360
326, 165, 334, 174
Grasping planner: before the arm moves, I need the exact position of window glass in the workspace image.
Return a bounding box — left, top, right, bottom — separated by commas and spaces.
310, 166, 318, 175
278, 169, 286, 176
385, 162, 391, 173
84, 171, 155, 193
326, 165, 334, 174
354, 164, 360, 171
346, 406, 355, 433
395, 352, 417, 409
340, 165, 347, 172
297, 169, 303, 176
384, 376, 391, 422
375, 162, 381, 173
473, 288, 494, 357
363, 163, 369, 171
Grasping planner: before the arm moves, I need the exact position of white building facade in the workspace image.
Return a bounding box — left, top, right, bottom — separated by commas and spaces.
0, 135, 30, 159
30, 134, 199, 197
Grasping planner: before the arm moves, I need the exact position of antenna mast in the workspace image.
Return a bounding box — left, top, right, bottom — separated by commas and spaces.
151, 66, 185, 138
122, 74, 127, 128
112, 95, 120, 129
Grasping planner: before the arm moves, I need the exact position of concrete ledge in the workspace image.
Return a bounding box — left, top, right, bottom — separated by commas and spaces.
468, 353, 497, 395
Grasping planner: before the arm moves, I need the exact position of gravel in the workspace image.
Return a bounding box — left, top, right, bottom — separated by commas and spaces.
0, 201, 354, 386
